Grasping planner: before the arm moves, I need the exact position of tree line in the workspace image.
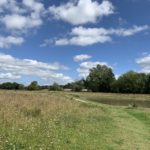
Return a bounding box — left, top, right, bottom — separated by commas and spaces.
64, 65, 150, 94
0, 65, 149, 94
0, 81, 63, 91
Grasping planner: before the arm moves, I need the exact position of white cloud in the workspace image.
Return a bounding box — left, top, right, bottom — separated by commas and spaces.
55, 25, 149, 46
23, 0, 44, 13
40, 39, 53, 47
77, 61, 111, 78
2, 14, 28, 30
2, 14, 42, 31
110, 25, 149, 36
0, 0, 44, 33
49, 0, 114, 25
0, 0, 24, 14
0, 53, 72, 84
0, 73, 21, 80
0, 0, 7, 6
136, 54, 150, 73
74, 54, 92, 62
0, 0, 45, 48
0, 36, 24, 48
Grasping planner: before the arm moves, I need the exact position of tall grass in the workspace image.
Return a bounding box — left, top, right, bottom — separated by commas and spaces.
0, 90, 150, 149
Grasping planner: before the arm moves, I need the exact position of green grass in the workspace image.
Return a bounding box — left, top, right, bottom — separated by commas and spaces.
0, 90, 150, 149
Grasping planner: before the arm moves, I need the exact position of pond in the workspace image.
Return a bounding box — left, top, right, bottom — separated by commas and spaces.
90, 99, 150, 108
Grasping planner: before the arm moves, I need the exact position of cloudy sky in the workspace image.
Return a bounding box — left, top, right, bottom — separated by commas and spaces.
0, 0, 150, 85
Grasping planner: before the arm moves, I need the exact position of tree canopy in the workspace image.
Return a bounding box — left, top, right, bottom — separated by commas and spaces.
116, 71, 147, 93
27, 81, 39, 91
86, 65, 115, 92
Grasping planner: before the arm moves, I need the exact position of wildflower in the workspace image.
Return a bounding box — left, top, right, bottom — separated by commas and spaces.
19, 128, 23, 131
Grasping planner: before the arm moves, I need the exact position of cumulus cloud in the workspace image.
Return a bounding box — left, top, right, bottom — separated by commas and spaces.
0, 36, 24, 48
49, 0, 114, 25
1, 0, 44, 32
74, 54, 92, 62
0, 0, 45, 48
77, 61, 111, 78
0, 0, 7, 7
2, 14, 42, 31
136, 54, 150, 73
0, 73, 21, 80
0, 53, 72, 84
55, 25, 149, 46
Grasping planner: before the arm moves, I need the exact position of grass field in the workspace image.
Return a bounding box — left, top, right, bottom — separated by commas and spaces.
0, 90, 150, 150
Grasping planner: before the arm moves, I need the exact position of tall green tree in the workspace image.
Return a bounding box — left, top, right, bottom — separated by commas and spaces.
86, 65, 115, 92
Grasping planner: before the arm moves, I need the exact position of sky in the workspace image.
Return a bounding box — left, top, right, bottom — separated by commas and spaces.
0, 0, 150, 85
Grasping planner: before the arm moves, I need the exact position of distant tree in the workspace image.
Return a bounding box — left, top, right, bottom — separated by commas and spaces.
12, 82, 20, 90
63, 83, 73, 89
72, 79, 85, 92
86, 65, 115, 92
145, 74, 150, 94
0, 82, 12, 90
0, 82, 24, 90
63, 79, 85, 92
39, 85, 49, 90
27, 81, 39, 91
117, 71, 147, 93
49, 83, 63, 91
18, 84, 25, 90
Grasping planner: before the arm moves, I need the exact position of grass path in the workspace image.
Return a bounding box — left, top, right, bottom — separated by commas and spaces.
65, 92, 150, 150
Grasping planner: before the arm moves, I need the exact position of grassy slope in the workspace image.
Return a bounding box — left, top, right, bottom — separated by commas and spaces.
0, 90, 150, 150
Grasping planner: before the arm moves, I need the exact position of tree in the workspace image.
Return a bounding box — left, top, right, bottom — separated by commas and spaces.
49, 83, 63, 91
86, 65, 115, 92
18, 84, 25, 90
110, 79, 120, 93
27, 81, 39, 91
145, 74, 150, 94
63, 83, 73, 89
0, 82, 24, 90
117, 71, 147, 93
72, 79, 85, 92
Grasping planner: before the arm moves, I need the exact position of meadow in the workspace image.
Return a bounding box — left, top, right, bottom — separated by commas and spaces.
0, 90, 150, 150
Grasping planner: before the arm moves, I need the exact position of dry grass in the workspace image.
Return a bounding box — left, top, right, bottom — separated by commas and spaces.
0, 90, 150, 149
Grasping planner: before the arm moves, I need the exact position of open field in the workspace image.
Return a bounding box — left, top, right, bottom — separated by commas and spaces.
0, 90, 150, 150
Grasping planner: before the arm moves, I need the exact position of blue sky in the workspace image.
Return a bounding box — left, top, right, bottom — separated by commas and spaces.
0, 0, 150, 85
